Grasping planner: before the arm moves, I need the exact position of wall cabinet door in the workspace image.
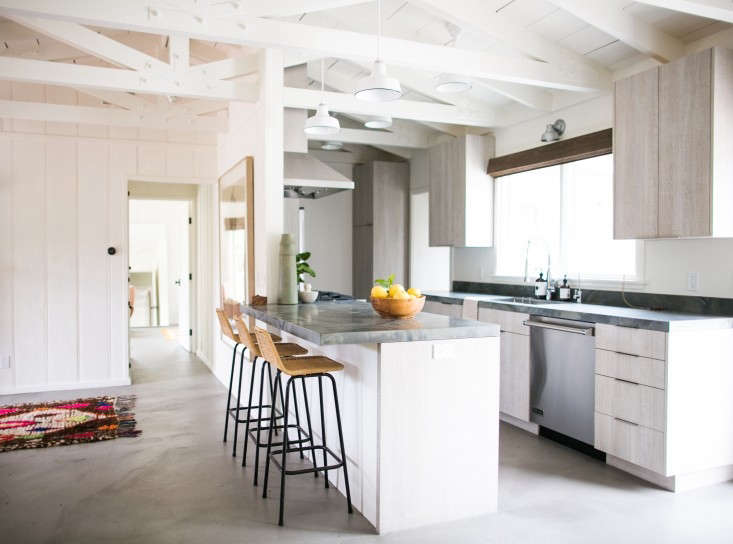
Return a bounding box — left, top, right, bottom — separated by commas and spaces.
614, 67, 659, 239
428, 140, 455, 247
659, 48, 712, 238
499, 331, 530, 421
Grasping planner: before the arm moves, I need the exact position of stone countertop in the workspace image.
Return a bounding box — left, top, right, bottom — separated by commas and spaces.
240, 300, 500, 345
424, 291, 733, 332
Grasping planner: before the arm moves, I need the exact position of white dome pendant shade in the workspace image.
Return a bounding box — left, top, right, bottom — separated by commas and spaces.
304, 103, 340, 135
353, 0, 402, 102
305, 59, 340, 136
354, 60, 402, 102
364, 114, 393, 129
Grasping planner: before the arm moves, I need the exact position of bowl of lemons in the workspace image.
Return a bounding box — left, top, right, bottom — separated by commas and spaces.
370, 274, 425, 319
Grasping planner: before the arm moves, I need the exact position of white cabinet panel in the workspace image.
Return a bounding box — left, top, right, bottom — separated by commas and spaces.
0, 139, 14, 390
478, 308, 529, 336
499, 331, 530, 421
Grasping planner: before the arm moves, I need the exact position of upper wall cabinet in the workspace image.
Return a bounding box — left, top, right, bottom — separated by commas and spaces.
428, 134, 494, 247
614, 48, 733, 239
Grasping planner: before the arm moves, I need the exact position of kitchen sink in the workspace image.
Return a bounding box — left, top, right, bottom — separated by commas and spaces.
496, 296, 562, 305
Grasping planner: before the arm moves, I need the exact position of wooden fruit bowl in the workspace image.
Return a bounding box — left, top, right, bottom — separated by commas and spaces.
370, 296, 425, 319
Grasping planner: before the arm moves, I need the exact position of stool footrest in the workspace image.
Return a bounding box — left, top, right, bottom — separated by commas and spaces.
269, 445, 345, 476
227, 404, 282, 423
248, 424, 312, 448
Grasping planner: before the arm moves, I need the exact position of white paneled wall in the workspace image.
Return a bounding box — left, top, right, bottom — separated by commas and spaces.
0, 83, 217, 394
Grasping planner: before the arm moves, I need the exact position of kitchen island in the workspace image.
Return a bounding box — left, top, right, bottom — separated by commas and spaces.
240, 300, 500, 534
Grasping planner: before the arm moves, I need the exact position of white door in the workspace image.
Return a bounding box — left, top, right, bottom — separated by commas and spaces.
177, 203, 191, 351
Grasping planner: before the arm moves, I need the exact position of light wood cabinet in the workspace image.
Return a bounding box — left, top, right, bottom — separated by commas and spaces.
614, 47, 733, 239
423, 299, 462, 318
352, 161, 409, 299
613, 67, 659, 239
428, 134, 494, 247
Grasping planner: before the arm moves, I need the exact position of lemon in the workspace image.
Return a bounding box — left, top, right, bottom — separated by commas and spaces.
407, 287, 421, 298
388, 284, 406, 298
371, 285, 388, 298
392, 290, 410, 300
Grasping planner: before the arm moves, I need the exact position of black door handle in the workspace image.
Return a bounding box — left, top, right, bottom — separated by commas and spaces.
175, 279, 181, 286
107, 247, 116, 255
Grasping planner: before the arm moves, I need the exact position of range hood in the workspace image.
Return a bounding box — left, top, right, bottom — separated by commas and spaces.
283, 152, 355, 199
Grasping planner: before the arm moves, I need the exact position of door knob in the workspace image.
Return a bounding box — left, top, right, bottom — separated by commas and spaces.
107, 247, 116, 255
175, 279, 181, 286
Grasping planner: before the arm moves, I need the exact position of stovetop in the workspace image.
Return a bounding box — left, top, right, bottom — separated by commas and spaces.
316, 290, 354, 302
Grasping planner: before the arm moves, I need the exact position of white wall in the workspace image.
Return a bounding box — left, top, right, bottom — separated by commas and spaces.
451, 93, 733, 299
0, 81, 217, 394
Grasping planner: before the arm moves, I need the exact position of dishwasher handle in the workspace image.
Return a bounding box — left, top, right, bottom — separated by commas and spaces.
522, 320, 594, 336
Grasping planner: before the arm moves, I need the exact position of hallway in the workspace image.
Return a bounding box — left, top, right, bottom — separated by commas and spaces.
1, 332, 733, 543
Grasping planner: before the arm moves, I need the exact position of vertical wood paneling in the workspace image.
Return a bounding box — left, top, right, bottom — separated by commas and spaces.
109, 142, 137, 380
166, 145, 195, 177
76, 92, 108, 138
12, 140, 47, 387
45, 86, 78, 136
11, 82, 45, 134
138, 143, 167, 176
78, 140, 110, 382
46, 140, 79, 384
0, 138, 14, 390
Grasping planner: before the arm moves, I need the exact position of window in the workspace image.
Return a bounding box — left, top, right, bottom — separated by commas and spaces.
494, 154, 638, 282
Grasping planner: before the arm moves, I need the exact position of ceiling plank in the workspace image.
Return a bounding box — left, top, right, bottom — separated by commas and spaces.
6, 14, 172, 73
634, 0, 733, 24
0, 56, 259, 101
411, 0, 609, 72
72, 88, 153, 111
547, 0, 685, 62
234, 0, 371, 18
0, 0, 611, 91
0, 98, 227, 130
283, 86, 495, 127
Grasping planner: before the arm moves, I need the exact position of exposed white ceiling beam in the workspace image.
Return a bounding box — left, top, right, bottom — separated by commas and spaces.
0, 57, 258, 101
230, 0, 371, 18
72, 88, 154, 111
634, 0, 733, 24
411, 0, 609, 73
283, 87, 495, 127
0, 0, 611, 92
168, 34, 189, 73
6, 14, 172, 73
188, 53, 259, 80
0, 99, 227, 131
547, 0, 685, 63
307, 127, 437, 149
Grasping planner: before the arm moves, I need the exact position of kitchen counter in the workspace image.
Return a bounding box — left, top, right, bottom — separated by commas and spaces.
424, 291, 733, 332
239, 299, 500, 534
240, 300, 499, 345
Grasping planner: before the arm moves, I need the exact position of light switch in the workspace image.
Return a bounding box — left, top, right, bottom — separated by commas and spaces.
687, 271, 699, 291
432, 343, 455, 359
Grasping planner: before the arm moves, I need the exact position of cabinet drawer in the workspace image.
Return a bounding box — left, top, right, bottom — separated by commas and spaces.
595, 348, 666, 389
424, 300, 462, 318
595, 375, 666, 432
595, 324, 666, 360
478, 308, 529, 336
595, 412, 665, 474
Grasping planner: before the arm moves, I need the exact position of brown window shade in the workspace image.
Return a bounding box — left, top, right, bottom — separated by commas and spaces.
487, 128, 612, 177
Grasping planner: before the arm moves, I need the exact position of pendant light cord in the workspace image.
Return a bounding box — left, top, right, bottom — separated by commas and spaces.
320, 58, 325, 102
376, 0, 382, 62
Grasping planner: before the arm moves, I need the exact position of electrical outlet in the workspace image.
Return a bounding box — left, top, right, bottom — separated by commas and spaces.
687, 271, 700, 291
0, 355, 10, 370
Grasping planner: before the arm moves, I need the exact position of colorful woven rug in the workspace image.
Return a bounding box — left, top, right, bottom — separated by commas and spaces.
0, 396, 141, 453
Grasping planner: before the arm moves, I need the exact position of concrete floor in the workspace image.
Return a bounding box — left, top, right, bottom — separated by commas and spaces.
1, 330, 732, 544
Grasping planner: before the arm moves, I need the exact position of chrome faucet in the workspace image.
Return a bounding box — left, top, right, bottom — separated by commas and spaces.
573, 275, 582, 303
545, 258, 554, 301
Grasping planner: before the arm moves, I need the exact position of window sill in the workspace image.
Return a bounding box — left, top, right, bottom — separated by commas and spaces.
489, 276, 647, 292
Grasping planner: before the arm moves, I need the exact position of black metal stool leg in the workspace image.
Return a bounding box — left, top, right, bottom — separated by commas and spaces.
292, 380, 305, 460
241, 355, 258, 467
318, 375, 329, 489
253, 359, 268, 486
223, 343, 239, 443
232, 346, 246, 457
267, 363, 279, 437
262, 370, 282, 498
278, 377, 293, 526
328, 373, 353, 514
300, 377, 319, 477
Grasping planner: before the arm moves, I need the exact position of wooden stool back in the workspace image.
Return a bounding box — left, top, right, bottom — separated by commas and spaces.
216, 308, 240, 343
254, 328, 286, 373
233, 315, 260, 356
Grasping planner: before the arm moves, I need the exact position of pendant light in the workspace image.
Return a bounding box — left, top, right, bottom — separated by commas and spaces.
304, 59, 340, 135
434, 73, 472, 94
364, 114, 392, 129
353, 0, 402, 102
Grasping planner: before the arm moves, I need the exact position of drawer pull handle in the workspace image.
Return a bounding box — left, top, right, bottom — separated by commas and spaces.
614, 417, 639, 426
614, 377, 639, 386
615, 351, 640, 358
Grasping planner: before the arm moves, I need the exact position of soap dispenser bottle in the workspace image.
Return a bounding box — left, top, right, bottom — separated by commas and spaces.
559, 275, 571, 300
534, 272, 547, 299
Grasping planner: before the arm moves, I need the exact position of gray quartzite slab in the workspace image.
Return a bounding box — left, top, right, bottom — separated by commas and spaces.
240, 300, 499, 345
424, 291, 733, 332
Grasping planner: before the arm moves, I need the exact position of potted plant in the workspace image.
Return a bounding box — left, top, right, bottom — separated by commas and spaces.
296, 251, 317, 293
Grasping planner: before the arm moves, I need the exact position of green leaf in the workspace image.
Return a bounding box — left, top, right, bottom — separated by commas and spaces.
296, 251, 311, 261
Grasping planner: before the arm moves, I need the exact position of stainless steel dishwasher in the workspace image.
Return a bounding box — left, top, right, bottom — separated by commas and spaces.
525, 316, 596, 446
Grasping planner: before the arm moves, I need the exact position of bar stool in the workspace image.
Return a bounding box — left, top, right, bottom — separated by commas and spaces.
232, 315, 309, 468
255, 327, 353, 526
217, 309, 296, 457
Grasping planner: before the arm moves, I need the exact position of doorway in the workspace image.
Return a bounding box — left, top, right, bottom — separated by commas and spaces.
128, 198, 194, 352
